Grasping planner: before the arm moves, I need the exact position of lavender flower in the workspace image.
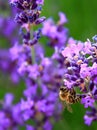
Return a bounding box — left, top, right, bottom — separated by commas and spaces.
81, 95, 95, 108
2, 0, 97, 128
0, 49, 20, 84
84, 107, 97, 126
61, 36, 97, 125
42, 12, 68, 48
26, 125, 35, 130
9, 40, 64, 129
10, 0, 45, 25
84, 115, 94, 126
0, 17, 18, 45
2, 0, 67, 129
0, 93, 24, 129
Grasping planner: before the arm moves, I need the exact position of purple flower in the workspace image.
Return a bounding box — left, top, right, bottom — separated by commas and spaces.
11, 0, 45, 25
0, 17, 4, 27
43, 120, 53, 130
23, 84, 38, 97
61, 36, 97, 125
81, 95, 95, 108
20, 98, 34, 121
17, 61, 28, 75
20, 97, 34, 111
0, 12, 19, 45
10, 0, 18, 4
63, 79, 75, 89
9, 42, 22, 61
42, 13, 68, 48
91, 62, 97, 76
4, 0, 97, 127
80, 64, 91, 79
36, 0, 44, 5
0, 112, 10, 128
0, 93, 24, 129
84, 115, 93, 126
27, 64, 40, 79
35, 100, 47, 112
26, 125, 35, 130
0, 0, 67, 129
84, 107, 97, 125
4, 93, 14, 107
58, 12, 67, 25
12, 103, 24, 124
61, 39, 83, 58
83, 40, 92, 54
0, 49, 20, 84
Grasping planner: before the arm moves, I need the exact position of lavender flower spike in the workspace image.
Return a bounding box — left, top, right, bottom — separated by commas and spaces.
61, 36, 97, 125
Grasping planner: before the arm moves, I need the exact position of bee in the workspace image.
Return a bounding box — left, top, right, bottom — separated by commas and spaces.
59, 86, 81, 112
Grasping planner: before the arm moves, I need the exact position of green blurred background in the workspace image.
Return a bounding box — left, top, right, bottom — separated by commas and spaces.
43, 0, 97, 41
1, 0, 97, 130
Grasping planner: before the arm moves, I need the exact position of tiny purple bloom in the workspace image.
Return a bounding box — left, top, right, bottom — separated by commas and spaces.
81, 95, 95, 108
58, 12, 67, 25
84, 115, 93, 126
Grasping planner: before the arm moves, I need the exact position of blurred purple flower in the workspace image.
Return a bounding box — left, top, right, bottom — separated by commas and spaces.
43, 120, 52, 130
36, 0, 44, 5
0, 49, 20, 84
42, 13, 68, 48
58, 12, 67, 25
26, 125, 35, 130
0, 111, 10, 128
4, 93, 14, 107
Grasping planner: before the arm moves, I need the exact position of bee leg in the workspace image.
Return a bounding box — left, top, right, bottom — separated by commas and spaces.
61, 102, 66, 110
63, 102, 73, 113
66, 104, 73, 113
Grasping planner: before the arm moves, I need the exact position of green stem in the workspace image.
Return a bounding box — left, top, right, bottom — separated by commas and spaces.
31, 46, 36, 64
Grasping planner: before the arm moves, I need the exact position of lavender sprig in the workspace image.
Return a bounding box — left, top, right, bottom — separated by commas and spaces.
61, 36, 97, 125
42, 12, 68, 48
0, 0, 68, 129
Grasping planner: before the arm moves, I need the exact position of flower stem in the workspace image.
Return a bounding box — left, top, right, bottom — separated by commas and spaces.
31, 46, 36, 64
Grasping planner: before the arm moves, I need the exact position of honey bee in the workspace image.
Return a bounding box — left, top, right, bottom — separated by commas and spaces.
59, 86, 81, 112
